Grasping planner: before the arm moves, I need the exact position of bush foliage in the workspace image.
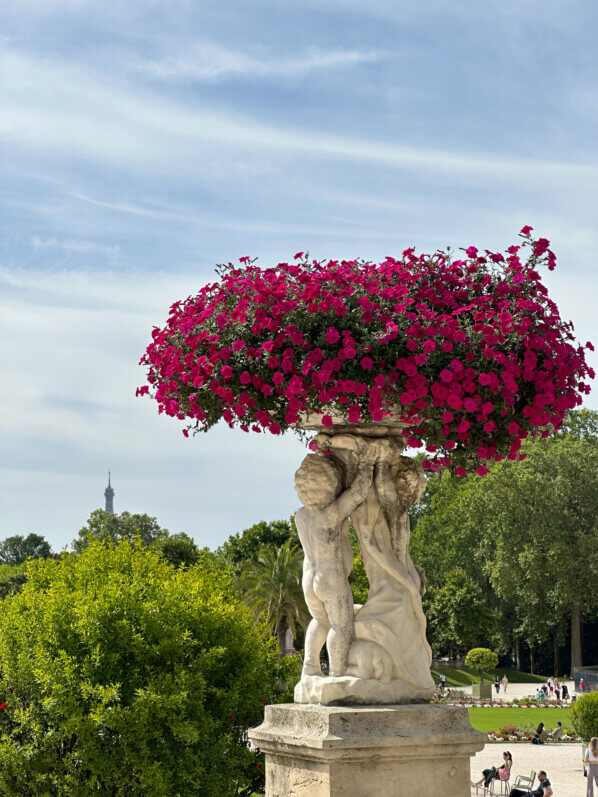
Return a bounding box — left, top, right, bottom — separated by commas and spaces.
0, 543, 281, 796
571, 691, 598, 741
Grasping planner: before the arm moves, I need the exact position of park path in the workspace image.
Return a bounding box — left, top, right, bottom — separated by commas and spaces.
471, 742, 585, 797
454, 681, 576, 700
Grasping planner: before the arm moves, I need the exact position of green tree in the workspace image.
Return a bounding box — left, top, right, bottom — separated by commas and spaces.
473, 430, 598, 674
410, 472, 506, 655
73, 510, 168, 553
240, 540, 308, 655
0, 533, 52, 565
411, 410, 598, 672
218, 519, 298, 577
152, 532, 200, 568
559, 407, 598, 440
426, 568, 493, 652
465, 648, 499, 685
0, 542, 281, 796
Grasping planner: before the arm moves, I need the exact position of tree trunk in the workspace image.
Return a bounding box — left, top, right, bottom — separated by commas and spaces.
571, 601, 583, 673
515, 639, 521, 671
553, 629, 559, 676
276, 616, 287, 657
530, 645, 536, 674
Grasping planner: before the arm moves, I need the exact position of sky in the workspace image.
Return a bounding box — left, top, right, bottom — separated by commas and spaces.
1, 0, 597, 552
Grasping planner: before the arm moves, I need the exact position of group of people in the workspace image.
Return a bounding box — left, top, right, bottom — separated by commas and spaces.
533, 677, 569, 702
472, 737, 598, 796
494, 675, 510, 695
472, 755, 552, 796
530, 721, 563, 744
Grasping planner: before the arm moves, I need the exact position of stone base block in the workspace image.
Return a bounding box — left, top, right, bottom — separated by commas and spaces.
295, 674, 435, 705
249, 702, 486, 797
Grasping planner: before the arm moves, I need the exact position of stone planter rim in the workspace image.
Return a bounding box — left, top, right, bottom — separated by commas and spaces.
297, 408, 409, 437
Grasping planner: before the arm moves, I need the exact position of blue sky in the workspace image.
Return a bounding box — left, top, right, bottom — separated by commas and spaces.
1, 0, 596, 551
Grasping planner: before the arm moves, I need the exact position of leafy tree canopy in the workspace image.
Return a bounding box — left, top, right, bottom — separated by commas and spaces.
410, 409, 598, 669
152, 532, 200, 568
218, 519, 298, 576
427, 568, 493, 653
0, 533, 52, 566
558, 407, 598, 440
72, 510, 168, 553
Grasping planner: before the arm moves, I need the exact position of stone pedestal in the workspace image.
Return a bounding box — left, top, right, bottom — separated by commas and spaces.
249, 703, 486, 797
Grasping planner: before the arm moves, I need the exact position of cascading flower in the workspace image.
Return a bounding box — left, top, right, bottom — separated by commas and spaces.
138, 229, 594, 474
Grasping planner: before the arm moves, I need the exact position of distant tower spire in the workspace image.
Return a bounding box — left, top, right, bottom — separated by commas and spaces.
104, 471, 114, 514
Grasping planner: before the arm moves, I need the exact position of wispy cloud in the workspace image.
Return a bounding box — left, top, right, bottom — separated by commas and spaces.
3, 47, 597, 186
139, 43, 387, 81
32, 235, 120, 256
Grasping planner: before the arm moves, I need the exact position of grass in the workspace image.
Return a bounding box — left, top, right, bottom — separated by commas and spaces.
430, 667, 548, 687
468, 706, 572, 734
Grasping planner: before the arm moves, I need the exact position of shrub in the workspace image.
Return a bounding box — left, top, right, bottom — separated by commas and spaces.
0, 542, 281, 796
465, 648, 499, 684
571, 691, 598, 741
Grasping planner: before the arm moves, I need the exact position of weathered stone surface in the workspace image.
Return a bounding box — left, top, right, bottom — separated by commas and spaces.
249, 703, 486, 797
293, 430, 435, 705
294, 674, 433, 705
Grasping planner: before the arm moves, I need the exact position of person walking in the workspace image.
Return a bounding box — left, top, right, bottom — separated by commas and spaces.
561, 683, 569, 701
495, 675, 501, 696
439, 672, 446, 690
586, 737, 598, 796
502, 674, 509, 694
580, 677, 586, 693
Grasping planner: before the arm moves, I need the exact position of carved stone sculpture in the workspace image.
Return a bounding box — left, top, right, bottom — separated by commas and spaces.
293, 424, 435, 705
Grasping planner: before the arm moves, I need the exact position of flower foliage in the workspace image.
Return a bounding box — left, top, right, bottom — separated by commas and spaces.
139, 229, 593, 474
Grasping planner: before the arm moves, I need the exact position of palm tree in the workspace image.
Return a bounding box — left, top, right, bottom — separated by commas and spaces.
240, 541, 309, 655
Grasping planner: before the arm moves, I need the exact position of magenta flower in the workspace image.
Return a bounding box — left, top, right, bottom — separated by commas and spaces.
348, 405, 361, 423
139, 230, 593, 475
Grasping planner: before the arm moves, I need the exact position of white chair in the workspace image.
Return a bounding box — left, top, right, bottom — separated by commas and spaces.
511, 770, 536, 790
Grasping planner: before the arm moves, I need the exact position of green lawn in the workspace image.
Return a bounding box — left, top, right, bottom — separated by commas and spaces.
431, 667, 547, 687
468, 706, 572, 734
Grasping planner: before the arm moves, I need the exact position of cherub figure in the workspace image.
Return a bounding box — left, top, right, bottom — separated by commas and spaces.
294, 436, 381, 678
